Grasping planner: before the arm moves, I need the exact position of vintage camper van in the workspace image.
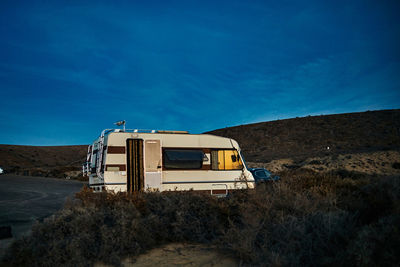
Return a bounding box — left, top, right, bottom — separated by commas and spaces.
83, 129, 255, 195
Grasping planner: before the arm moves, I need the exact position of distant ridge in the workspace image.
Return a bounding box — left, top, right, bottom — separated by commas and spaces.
206, 109, 400, 162
0, 145, 87, 177
1, 109, 399, 175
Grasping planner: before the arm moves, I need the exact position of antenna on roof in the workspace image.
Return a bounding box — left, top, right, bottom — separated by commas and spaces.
114, 120, 126, 131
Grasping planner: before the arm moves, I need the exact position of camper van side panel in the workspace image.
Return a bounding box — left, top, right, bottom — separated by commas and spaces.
99, 132, 254, 192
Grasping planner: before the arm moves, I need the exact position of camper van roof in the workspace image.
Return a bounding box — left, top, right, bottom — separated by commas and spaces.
115, 129, 188, 134
100, 129, 189, 137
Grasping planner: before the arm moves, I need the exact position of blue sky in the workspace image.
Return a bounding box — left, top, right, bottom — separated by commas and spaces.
1, 0, 399, 145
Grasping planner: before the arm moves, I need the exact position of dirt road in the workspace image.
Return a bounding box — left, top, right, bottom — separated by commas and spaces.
96, 243, 239, 267
0, 175, 84, 255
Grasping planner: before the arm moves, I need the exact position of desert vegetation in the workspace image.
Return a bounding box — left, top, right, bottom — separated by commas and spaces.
208, 109, 400, 162
248, 150, 400, 177
0, 145, 87, 179
2, 170, 399, 266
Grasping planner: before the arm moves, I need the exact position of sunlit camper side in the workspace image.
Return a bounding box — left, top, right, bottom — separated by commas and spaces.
83, 129, 255, 195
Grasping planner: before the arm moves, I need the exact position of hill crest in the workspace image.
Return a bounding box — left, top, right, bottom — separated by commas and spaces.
1, 109, 399, 176
206, 109, 400, 162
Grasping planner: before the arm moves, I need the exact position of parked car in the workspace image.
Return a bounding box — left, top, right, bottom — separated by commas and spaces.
0, 167, 4, 175
248, 168, 280, 184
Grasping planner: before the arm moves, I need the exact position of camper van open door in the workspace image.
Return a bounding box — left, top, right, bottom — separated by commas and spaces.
144, 139, 162, 191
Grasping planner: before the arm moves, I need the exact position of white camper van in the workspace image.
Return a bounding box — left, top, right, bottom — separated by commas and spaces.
83, 129, 255, 195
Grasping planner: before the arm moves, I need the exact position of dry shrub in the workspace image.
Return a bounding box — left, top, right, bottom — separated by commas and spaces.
2, 188, 225, 267
392, 162, 400, 169
219, 175, 354, 266
347, 214, 400, 266
2, 173, 400, 266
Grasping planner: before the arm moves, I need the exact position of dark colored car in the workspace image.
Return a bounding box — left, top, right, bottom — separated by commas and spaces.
248, 168, 280, 184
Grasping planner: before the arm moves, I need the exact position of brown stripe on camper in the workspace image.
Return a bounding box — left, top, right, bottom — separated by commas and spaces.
163, 189, 234, 195
163, 147, 212, 153
209, 189, 231, 195
201, 165, 211, 170
162, 164, 211, 171
107, 146, 126, 154
106, 164, 126, 171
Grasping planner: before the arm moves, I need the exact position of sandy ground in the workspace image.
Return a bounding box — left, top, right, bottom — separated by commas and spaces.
96, 243, 239, 267
0, 175, 85, 257
248, 150, 400, 176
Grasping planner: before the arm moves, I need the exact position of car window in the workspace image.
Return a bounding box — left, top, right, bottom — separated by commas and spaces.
255, 170, 268, 178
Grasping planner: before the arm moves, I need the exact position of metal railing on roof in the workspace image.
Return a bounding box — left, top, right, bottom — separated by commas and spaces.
103, 129, 189, 135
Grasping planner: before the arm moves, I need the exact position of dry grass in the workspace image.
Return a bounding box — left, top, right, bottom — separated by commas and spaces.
2, 171, 399, 266
0, 144, 87, 179
208, 109, 400, 162
248, 150, 400, 177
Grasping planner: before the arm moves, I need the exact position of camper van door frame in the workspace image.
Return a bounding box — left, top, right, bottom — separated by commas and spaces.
126, 138, 144, 192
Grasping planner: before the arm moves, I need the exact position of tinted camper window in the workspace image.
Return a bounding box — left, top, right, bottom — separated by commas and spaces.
164, 149, 204, 169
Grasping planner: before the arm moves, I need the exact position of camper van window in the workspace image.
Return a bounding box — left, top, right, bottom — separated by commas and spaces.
164, 149, 204, 169
91, 151, 98, 173
211, 149, 243, 170
100, 146, 107, 172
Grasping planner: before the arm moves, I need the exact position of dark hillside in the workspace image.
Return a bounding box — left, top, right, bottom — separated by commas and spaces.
207, 109, 400, 162
0, 145, 87, 177
1, 109, 399, 176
